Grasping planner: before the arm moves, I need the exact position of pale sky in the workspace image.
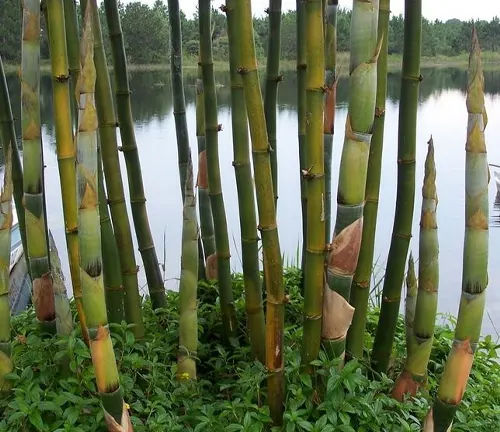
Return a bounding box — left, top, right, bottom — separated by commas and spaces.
131, 0, 497, 21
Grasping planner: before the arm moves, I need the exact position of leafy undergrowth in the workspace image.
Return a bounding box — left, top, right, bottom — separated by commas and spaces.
1, 267, 499, 431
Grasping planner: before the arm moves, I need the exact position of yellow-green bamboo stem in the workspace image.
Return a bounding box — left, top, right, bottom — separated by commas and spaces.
195, 62, 216, 280
199, 0, 237, 341
103, 0, 166, 309
90, 0, 144, 337
230, 0, 285, 424
0, 149, 13, 392
76, 7, 133, 429
371, 0, 421, 374
423, 29, 488, 432
393, 138, 439, 401
177, 154, 198, 380
63, 0, 80, 130
301, 0, 326, 370
404, 253, 417, 360
346, 0, 390, 359
223, 0, 266, 364
323, 0, 379, 361
264, 0, 282, 207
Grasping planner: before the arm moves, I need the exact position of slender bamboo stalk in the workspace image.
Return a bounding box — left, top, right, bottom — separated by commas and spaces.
167, 0, 206, 282
393, 137, 439, 401
43, 0, 82, 336
76, 7, 133, 428
323, 0, 338, 244
230, 0, 285, 424
322, 0, 379, 361
423, 29, 488, 432
177, 154, 198, 380
199, 0, 237, 341
301, 0, 326, 369
371, 0, 421, 374
264, 0, 282, 207
223, 0, 266, 364
103, 0, 166, 309
90, 0, 144, 337
98, 146, 125, 324
195, 63, 217, 280
63, 0, 80, 130
0, 60, 29, 282
296, 0, 307, 280
346, 0, 390, 359
0, 149, 13, 392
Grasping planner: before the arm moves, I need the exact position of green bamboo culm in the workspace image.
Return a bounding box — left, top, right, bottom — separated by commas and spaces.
346, 0, 390, 359
371, 0, 421, 374
0, 61, 29, 282
264, 0, 282, 207
199, 0, 237, 342
223, 0, 266, 364
89, 0, 144, 337
76, 8, 133, 429
322, 0, 380, 361
167, 0, 206, 282
103, 0, 166, 309
98, 146, 125, 324
63, 0, 80, 129
296, 0, 307, 281
323, 0, 338, 244
301, 0, 326, 370
403, 252, 417, 360
0, 149, 14, 392
177, 154, 199, 381
195, 62, 217, 280
230, 0, 285, 424
423, 29, 489, 432
393, 137, 439, 401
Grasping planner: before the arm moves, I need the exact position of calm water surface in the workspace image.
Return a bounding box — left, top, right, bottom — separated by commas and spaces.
4, 67, 500, 337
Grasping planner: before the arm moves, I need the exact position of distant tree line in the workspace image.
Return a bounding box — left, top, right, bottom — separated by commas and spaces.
1, 1, 499, 65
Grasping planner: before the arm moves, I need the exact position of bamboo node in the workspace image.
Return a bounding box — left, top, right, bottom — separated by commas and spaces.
55, 74, 69, 82
304, 313, 322, 321
257, 224, 277, 232
137, 244, 155, 253
107, 197, 126, 206
375, 107, 385, 118
130, 197, 147, 204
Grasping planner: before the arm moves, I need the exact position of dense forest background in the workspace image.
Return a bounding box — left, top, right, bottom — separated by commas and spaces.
1, 0, 500, 65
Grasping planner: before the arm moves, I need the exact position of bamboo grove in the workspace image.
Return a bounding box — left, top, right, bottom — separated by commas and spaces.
0, 0, 495, 430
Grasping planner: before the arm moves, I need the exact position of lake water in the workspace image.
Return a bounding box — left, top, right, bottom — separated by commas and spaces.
4, 66, 500, 337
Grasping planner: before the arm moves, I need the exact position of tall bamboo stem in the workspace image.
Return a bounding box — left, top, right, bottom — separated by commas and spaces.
229, 0, 285, 424
89, 0, 144, 337
346, 0, 390, 359
223, 0, 266, 363
371, 0, 421, 374
63, 0, 80, 129
103, 0, 166, 309
301, 0, 326, 369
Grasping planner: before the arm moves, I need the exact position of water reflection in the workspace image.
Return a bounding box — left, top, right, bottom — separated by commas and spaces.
3, 67, 500, 337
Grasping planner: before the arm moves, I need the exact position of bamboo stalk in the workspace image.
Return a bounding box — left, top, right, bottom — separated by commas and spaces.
167, 0, 206, 282
393, 137, 439, 401
63, 0, 80, 130
323, 0, 338, 244
0, 148, 13, 392
223, 0, 266, 364
301, 0, 326, 369
229, 0, 285, 424
264, 0, 282, 207
371, 0, 421, 374
89, 0, 144, 337
404, 252, 417, 360
76, 7, 133, 428
323, 0, 380, 361
103, 0, 166, 309
177, 154, 199, 380
296, 0, 307, 281
423, 28, 488, 432
346, 0, 390, 359
199, 0, 237, 341
195, 62, 217, 280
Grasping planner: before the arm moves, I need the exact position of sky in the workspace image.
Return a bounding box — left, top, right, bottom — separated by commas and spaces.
134, 0, 497, 22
